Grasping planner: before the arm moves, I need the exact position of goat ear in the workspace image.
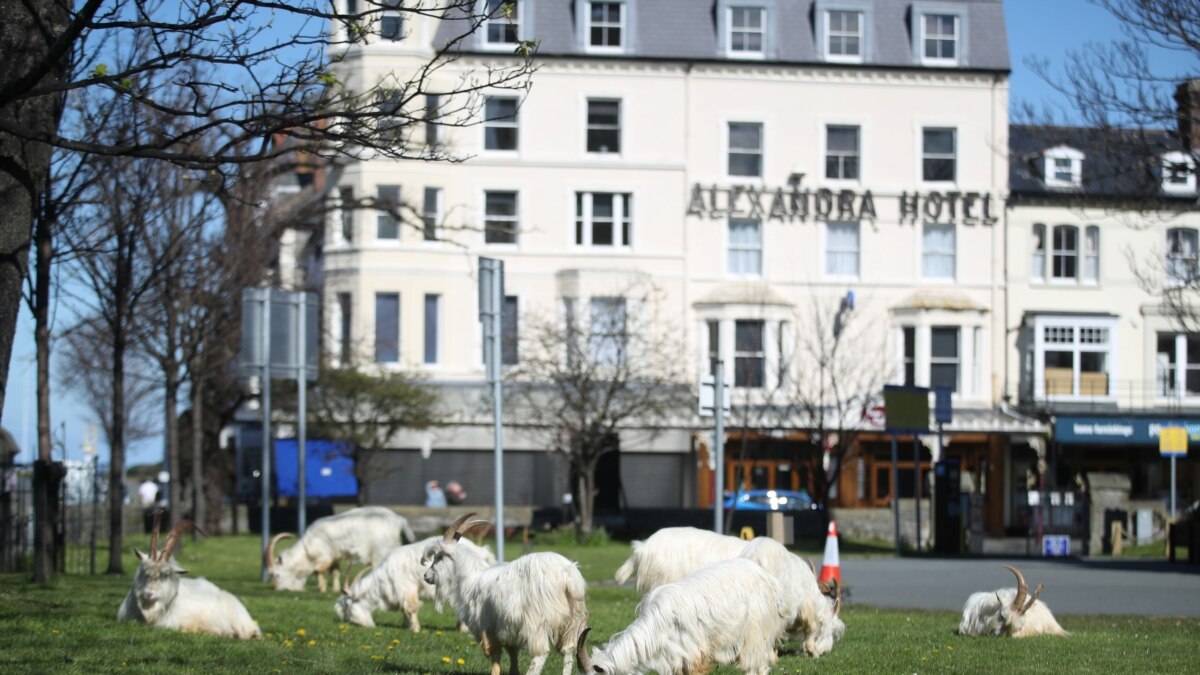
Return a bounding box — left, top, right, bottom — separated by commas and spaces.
594, 667, 606, 674
134, 549, 148, 561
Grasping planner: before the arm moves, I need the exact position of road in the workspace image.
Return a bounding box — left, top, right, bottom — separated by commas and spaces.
840, 556, 1200, 616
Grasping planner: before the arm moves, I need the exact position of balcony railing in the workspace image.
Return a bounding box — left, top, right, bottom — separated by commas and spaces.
1018, 375, 1200, 415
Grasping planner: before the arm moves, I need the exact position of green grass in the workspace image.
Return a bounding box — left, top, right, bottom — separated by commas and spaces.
1, 534, 1197, 674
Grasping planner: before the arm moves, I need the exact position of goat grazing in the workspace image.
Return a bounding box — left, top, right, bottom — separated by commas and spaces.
577, 558, 789, 675
266, 506, 416, 592
117, 516, 261, 639
613, 526, 749, 593
739, 537, 845, 657
422, 513, 589, 675
335, 535, 496, 631
959, 565, 1068, 638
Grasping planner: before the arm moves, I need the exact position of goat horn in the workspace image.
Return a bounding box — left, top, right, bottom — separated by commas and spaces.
149, 510, 164, 560
1022, 582, 1045, 614
348, 565, 372, 593
1004, 565, 1028, 611
807, 558, 817, 576
266, 532, 295, 571
442, 512, 476, 544
575, 627, 593, 673
160, 520, 203, 561
830, 578, 842, 616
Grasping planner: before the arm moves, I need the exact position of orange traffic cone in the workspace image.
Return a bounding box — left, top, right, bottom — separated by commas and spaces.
818, 520, 841, 586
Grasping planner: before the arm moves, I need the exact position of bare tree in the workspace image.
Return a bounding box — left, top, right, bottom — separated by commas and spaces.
0, 0, 536, 426
509, 282, 692, 536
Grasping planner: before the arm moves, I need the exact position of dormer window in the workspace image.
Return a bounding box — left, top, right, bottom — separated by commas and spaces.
481, 0, 522, 49
1162, 151, 1197, 194
912, 4, 966, 67
1043, 146, 1084, 189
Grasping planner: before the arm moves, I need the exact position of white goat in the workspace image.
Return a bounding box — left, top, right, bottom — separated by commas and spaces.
959, 565, 1068, 638
265, 506, 416, 592
613, 527, 749, 593
335, 535, 496, 631
422, 513, 589, 675
117, 517, 261, 639
739, 537, 845, 657
577, 558, 790, 675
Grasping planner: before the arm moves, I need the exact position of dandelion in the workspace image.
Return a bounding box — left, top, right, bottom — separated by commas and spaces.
296, 628, 306, 637
283, 639, 294, 648
392, 639, 401, 645
51, 629, 60, 636
373, 655, 386, 661
388, 645, 395, 652
457, 658, 466, 665
375, 631, 383, 637
435, 630, 444, 636
947, 645, 954, 652
308, 640, 317, 647
443, 656, 452, 664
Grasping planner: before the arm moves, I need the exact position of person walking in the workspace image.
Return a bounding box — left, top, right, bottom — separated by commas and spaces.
425, 480, 447, 508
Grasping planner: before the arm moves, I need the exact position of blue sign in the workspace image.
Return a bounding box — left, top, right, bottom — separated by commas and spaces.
1042, 535, 1071, 557
275, 439, 358, 499
1053, 415, 1200, 447
934, 388, 952, 424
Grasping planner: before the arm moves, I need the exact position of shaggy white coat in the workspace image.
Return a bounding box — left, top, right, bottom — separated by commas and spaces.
582, 558, 789, 675
335, 536, 495, 630
424, 542, 588, 675
739, 537, 845, 657
959, 588, 1068, 638
117, 551, 261, 639
613, 527, 750, 593
268, 506, 416, 591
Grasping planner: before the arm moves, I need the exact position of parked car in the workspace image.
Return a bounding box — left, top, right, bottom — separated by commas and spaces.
723, 489, 816, 512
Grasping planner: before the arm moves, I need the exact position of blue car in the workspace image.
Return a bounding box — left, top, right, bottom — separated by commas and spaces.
723, 489, 816, 511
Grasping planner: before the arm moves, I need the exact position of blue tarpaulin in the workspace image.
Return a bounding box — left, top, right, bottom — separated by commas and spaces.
274, 439, 358, 499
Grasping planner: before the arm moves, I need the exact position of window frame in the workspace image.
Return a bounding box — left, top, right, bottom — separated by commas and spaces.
585, 98, 622, 155
726, 5, 766, 59
588, 296, 628, 366
825, 220, 860, 279
929, 326, 961, 393
422, 187, 441, 242
585, 1, 625, 52
1031, 223, 1046, 282
920, 126, 957, 184
483, 189, 520, 245
335, 292, 353, 366
374, 292, 400, 364
912, 6, 965, 67
423, 293, 440, 365
1050, 224, 1080, 283
921, 222, 956, 281
727, 216, 763, 277
483, 95, 519, 152
1082, 225, 1100, 284
378, 0, 404, 42
337, 186, 355, 245
822, 6, 866, 63
727, 121, 764, 179
575, 191, 633, 249
1162, 151, 1197, 194
1156, 332, 1200, 400
1043, 146, 1084, 189
1167, 227, 1199, 286
1029, 315, 1118, 401
824, 124, 861, 182
734, 319, 766, 388
375, 184, 401, 241
480, 0, 523, 50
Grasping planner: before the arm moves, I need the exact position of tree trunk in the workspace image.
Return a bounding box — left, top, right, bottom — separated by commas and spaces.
32, 183, 53, 584
577, 467, 596, 536
164, 370, 181, 527
191, 371, 205, 535
106, 322, 127, 575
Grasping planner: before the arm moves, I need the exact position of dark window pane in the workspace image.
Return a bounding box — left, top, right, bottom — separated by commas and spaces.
374, 293, 399, 363
736, 320, 764, 351
424, 294, 439, 364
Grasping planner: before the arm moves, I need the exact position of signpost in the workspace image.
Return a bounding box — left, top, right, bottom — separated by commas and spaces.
1159, 426, 1188, 520
478, 257, 506, 562
241, 288, 318, 579
883, 385, 930, 555
699, 366, 730, 533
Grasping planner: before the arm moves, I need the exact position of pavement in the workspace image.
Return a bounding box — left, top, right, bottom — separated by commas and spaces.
840, 556, 1200, 616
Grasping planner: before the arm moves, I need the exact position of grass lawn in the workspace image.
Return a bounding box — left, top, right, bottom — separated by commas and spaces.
1, 533, 1197, 674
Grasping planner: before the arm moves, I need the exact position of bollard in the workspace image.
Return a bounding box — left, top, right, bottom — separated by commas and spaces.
1111, 520, 1123, 556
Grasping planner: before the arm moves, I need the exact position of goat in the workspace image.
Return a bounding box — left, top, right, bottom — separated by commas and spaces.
265, 506, 416, 592
335, 535, 496, 631
739, 537, 845, 657
422, 513, 589, 675
958, 565, 1068, 638
576, 558, 789, 675
117, 515, 261, 639
613, 526, 750, 593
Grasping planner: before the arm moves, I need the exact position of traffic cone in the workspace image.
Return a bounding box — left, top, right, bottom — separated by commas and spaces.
818, 520, 841, 586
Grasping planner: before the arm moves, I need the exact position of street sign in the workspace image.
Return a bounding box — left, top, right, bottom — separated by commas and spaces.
934, 387, 952, 424
1042, 534, 1071, 557
1159, 426, 1188, 457
698, 374, 731, 417
882, 385, 930, 432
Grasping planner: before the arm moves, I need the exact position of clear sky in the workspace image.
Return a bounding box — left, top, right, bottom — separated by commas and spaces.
3, 0, 1199, 468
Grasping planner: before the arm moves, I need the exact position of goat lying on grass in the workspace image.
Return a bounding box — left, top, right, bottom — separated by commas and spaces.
423, 513, 588, 675
117, 515, 260, 639
959, 564, 1068, 638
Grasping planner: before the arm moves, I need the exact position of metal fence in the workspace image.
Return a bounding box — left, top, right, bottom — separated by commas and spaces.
0, 461, 109, 575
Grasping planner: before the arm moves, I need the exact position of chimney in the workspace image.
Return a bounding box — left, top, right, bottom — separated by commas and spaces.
1175, 79, 1200, 151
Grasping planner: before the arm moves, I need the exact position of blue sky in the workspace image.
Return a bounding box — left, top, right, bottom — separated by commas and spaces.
3, 0, 1199, 467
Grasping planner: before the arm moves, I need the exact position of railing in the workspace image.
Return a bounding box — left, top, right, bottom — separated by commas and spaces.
1018, 376, 1200, 414
0, 461, 110, 575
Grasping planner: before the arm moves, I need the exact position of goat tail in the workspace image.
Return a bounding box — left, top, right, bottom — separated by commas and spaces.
613, 540, 643, 585
402, 521, 417, 545
561, 572, 590, 651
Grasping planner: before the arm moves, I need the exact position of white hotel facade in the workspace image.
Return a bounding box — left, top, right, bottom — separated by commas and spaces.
298, 0, 1196, 542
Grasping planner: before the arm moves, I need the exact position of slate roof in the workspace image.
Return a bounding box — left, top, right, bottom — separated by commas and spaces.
436, 0, 1009, 71
1009, 124, 1195, 203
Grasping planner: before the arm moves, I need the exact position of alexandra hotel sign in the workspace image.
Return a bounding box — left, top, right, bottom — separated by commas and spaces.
687, 182, 999, 226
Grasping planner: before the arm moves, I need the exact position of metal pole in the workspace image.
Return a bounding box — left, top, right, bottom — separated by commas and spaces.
914, 436, 921, 552
1171, 455, 1177, 521
491, 276, 505, 563
260, 294, 272, 581
891, 432, 900, 555
714, 358, 725, 534
297, 294, 307, 536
